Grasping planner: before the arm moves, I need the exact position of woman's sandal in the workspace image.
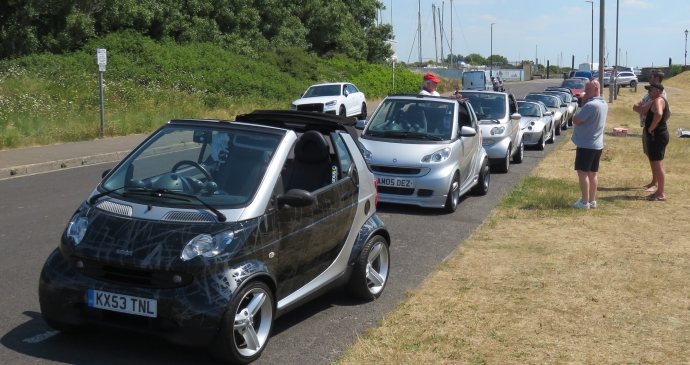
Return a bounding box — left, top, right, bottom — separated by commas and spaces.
647, 194, 666, 202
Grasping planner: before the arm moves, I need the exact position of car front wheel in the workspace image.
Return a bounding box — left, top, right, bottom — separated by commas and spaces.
210, 281, 275, 364
339, 105, 347, 116
443, 172, 461, 212
359, 102, 367, 119
472, 158, 490, 196
537, 132, 546, 150
493, 147, 510, 173
513, 139, 524, 164
346, 235, 390, 300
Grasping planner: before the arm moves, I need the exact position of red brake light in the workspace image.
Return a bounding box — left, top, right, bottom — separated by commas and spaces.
373, 177, 378, 206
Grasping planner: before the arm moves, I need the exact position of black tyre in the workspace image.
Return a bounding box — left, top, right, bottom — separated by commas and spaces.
547, 126, 555, 144
555, 121, 561, 136
443, 172, 461, 213
339, 105, 346, 116
346, 235, 390, 301
493, 148, 510, 173
536, 132, 546, 150
472, 158, 490, 196
630, 80, 637, 89
512, 139, 524, 164
209, 281, 275, 364
561, 119, 568, 130
359, 103, 367, 119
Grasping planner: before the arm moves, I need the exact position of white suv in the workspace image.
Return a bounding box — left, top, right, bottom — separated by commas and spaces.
291, 82, 368, 118
616, 71, 638, 88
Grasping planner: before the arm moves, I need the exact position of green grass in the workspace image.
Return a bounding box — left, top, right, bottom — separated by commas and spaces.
499, 176, 580, 211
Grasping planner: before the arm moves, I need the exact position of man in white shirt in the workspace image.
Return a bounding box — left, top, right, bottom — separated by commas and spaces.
419, 73, 462, 99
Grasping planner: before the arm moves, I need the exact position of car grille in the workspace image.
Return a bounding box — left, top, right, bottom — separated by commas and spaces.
417, 189, 434, 197
95, 201, 133, 217
162, 211, 215, 223
378, 187, 415, 195
371, 165, 421, 175
74, 257, 194, 289
296, 103, 324, 113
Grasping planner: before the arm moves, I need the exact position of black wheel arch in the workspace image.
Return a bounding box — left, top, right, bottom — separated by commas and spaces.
347, 215, 390, 266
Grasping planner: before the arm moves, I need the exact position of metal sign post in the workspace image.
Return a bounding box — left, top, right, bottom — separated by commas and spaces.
97, 49, 107, 137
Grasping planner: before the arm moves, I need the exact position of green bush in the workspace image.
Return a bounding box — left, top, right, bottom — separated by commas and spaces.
670, 64, 683, 77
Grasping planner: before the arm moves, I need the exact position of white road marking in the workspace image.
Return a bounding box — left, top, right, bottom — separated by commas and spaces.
23, 331, 60, 343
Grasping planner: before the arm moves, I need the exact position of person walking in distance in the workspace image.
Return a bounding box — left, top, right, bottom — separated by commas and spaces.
571, 80, 608, 209
640, 82, 670, 201
632, 71, 671, 193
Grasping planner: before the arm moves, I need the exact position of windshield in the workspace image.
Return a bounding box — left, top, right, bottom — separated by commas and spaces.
461, 93, 507, 123
525, 94, 559, 108
364, 99, 455, 140
546, 92, 570, 103
101, 125, 283, 208
303, 85, 342, 98
562, 81, 585, 89
517, 102, 540, 117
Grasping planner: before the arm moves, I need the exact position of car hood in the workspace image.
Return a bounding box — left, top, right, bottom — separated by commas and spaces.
292, 96, 341, 105
360, 138, 451, 168
569, 88, 584, 96
519, 116, 544, 128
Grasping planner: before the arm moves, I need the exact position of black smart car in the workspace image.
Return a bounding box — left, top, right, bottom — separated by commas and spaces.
39, 110, 391, 364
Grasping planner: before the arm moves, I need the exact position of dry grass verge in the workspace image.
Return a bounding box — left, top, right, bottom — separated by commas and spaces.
337, 74, 690, 364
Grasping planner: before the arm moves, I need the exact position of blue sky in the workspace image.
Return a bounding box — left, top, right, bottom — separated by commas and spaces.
378, 0, 690, 68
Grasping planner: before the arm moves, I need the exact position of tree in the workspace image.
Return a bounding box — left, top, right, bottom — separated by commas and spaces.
464, 53, 486, 65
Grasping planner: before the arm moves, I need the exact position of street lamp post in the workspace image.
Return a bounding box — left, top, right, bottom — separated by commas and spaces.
490, 23, 496, 76
586, 1, 594, 68
685, 29, 688, 66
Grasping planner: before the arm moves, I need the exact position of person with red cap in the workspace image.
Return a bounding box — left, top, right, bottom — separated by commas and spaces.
420, 72, 462, 99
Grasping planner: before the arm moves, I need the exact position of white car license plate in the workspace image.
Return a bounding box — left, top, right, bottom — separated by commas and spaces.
376, 177, 415, 188
88, 289, 157, 318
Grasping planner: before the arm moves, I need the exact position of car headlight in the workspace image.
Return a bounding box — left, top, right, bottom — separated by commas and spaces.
290, 104, 297, 110
324, 100, 337, 107
66, 214, 89, 245
181, 231, 235, 261
358, 142, 372, 162
421, 147, 451, 163
490, 126, 505, 135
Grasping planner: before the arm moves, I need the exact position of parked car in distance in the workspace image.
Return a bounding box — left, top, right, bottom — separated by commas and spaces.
462, 70, 492, 91
524, 93, 567, 135
291, 82, 367, 118
615, 71, 638, 88
39, 110, 390, 364
561, 79, 586, 106
574, 70, 593, 80
543, 90, 576, 127
359, 94, 491, 212
460, 91, 523, 173
491, 76, 505, 92
517, 100, 555, 150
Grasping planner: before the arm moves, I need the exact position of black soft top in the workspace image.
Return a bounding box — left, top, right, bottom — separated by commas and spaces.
235, 110, 360, 143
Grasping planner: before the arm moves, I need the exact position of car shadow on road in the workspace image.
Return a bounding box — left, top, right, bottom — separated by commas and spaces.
1, 311, 224, 364
375, 195, 470, 216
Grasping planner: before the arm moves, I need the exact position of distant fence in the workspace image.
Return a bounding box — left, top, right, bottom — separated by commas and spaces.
410, 67, 525, 81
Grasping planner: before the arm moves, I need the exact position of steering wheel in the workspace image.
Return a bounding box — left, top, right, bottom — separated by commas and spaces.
171, 160, 213, 182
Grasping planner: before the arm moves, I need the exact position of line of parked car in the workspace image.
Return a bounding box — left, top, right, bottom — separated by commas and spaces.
38, 77, 582, 364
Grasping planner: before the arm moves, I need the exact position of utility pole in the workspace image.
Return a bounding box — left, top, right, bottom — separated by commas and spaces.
441, 2, 445, 66
450, 0, 453, 68
612, 0, 619, 101
438, 6, 443, 66
432, 4, 438, 63
599, 0, 605, 98
418, 0, 422, 64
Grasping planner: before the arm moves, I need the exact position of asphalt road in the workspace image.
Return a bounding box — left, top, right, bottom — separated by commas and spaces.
0, 78, 563, 365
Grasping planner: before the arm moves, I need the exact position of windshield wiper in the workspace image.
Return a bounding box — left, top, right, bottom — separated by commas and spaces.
124, 188, 227, 222
89, 187, 124, 204
382, 131, 443, 141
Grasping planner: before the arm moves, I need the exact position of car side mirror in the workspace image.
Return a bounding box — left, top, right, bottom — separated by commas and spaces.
561, 104, 568, 108
299, 93, 303, 98
545, 111, 553, 116
102, 169, 111, 179
344, 90, 350, 97
355, 120, 366, 130
459, 126, 477, 137
510, 113, 521, 120
276, 189, 316, 208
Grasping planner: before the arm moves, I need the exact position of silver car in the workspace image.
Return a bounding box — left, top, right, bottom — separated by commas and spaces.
359, 95, 490, 212
543, 90, 576, 128
524, 93, 567, 136
460, 91, 523, 173
517, 100, 555, 150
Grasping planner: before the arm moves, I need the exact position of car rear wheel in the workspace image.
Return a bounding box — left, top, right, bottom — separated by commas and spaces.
513, 139, 524, 164
339, 105, 346, 116
359, 102, 367, 119
547, 126, 555, 144
443, 172, 461, 212
555, 121, 561, 136
210, 281, 274, 364
472, 158, 490, 196
346, 235, 390, 300
630, 80, 637, 89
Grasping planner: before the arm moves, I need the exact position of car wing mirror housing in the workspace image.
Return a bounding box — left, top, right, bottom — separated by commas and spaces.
277, 189, 316, 208
561, 104, 568, 108
459, 126, 477, 137
102, 169, 112, 179
510, 113, 522, 120
355, 120, 366, 130
544, 111, 553, 116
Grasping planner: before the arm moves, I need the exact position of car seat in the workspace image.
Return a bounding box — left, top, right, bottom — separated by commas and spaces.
404, 104, 427, 132
214, 146, 266, 198
282, 131, 333, 192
